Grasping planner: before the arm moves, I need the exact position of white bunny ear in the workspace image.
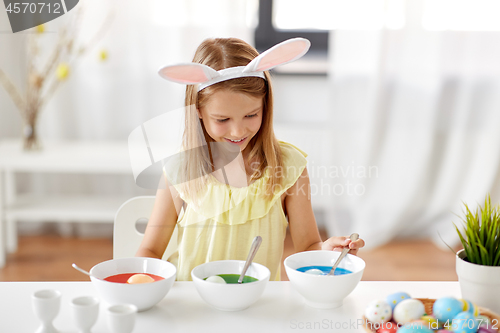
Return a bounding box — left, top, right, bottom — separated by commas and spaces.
158, 63, 219, 84
243, 38, 311, 73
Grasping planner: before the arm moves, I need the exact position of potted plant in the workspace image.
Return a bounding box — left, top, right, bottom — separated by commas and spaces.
455, 195, 500, 313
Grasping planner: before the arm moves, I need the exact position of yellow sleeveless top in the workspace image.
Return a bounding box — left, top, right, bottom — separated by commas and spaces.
168, 141, 307, 281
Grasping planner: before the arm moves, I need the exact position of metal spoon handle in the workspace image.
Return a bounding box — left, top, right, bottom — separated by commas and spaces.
238, 236, 262, 284
327, 233, 359, 276
72, 263, 92, 277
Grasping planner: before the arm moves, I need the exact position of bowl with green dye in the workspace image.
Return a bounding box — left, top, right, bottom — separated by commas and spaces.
284, 250, 365, 309
191, 260, 270, 311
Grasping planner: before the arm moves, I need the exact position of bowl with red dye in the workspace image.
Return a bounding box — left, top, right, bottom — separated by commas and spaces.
89, 257, 176, 311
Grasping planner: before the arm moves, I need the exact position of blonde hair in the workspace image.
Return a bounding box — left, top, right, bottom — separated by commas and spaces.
178, 37, 283, 204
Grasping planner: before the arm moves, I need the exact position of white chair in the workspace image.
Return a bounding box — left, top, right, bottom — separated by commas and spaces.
113, 196, 178, 260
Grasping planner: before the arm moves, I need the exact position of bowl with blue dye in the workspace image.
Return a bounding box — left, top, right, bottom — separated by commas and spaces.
284, 250, 365, 308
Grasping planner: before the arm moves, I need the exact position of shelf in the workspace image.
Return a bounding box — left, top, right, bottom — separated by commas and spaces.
6, 195, 131, 222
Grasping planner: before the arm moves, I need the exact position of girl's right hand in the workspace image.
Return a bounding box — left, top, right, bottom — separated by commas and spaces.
321, 236, 365, 255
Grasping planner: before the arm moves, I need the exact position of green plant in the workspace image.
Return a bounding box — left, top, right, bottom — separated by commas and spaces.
454, 195, 500, 266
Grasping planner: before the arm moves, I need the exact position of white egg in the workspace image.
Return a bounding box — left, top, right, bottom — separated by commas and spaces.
364, 299, 392, 323
305, 269, 324, 275
206, 275, 227, 284
393, 299, 425, 324
127, 273, 155, 284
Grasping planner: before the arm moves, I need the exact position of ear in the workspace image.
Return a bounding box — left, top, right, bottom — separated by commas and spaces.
243, 38, 311, 73
158, 63, 219, 84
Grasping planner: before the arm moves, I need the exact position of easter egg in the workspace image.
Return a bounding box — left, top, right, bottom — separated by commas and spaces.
451, 311, 477, 333
393, 299, 425, 325
387, 292, 411, 310
305, 269, 324, 275
365, 300, 393, 323
433, 297, 463, 322
459, 299, 479, 317
377, 321, 398, 333
421, 315, 440, 330
477, 325, 497, 333
206, 275, 226, 284
476, 315, 491, 327
126, 273, 155, 284
396, 321, 433, 333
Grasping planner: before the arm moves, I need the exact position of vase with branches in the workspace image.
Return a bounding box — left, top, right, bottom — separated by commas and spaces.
0, 5, 112, 150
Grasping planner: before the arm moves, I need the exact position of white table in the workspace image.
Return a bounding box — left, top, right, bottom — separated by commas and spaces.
0, 140, 134, 267
0, 281, 461, 333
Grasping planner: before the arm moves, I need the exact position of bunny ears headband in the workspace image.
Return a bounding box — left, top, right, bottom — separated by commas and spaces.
158, 38, 311, 91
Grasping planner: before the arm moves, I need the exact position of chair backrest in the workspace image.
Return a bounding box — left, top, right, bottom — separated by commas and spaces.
113, 196, 178, 260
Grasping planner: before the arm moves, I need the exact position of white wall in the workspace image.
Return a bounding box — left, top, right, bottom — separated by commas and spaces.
273, 75, 332, 228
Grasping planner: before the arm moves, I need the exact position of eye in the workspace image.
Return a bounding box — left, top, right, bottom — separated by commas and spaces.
246, 113, 258, 118
216, 118, 229, 123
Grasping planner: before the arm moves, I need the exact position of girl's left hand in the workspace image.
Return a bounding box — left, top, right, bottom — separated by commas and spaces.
321, 236, 365, 255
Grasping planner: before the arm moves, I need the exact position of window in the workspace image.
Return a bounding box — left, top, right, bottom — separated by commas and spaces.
423, 0, 500, 31
255, 0, 405, 74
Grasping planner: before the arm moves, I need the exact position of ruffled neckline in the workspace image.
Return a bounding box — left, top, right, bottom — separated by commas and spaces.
175, 141, 308, 226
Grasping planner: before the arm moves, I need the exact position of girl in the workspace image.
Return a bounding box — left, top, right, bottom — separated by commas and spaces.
136, 37, 365, 281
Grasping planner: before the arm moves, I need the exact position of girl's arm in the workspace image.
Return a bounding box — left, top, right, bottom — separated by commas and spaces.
135, 178, 183, 259
285, 167, 365, 254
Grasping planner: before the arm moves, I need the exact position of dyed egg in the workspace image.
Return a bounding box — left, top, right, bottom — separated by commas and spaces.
396, 321, 433, 333
476, 315, 491, 327
387, 292, 411, 310
451, 311, 477, 333
421, 315, 440, 330
377, 321, 399, 333
478, 325, 498, 333
206, 275, 226, 284
126, 273, 155, 284
365, 300, 393, 323
393, 299, 425, 325
459, 299, 479, 317
433, 297, 463, 322
305, 269, 324, 275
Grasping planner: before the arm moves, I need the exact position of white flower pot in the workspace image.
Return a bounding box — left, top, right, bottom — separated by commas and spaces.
456, 249, 500, 313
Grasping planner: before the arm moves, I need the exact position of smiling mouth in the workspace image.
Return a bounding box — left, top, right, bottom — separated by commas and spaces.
224, 137, 247, 144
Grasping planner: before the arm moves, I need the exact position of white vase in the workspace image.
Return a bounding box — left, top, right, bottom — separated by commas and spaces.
456, 249, 500, 313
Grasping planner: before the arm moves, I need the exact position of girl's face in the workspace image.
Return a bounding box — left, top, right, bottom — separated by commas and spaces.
199, 89, 263, 154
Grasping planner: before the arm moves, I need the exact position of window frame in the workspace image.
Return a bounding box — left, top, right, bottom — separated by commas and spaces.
254, 0, 329, 54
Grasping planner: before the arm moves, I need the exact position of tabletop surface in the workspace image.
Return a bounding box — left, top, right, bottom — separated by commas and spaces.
0, 280, 461, 333
0, 140, 131, 173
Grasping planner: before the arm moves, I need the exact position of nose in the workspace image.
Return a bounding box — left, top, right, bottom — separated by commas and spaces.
230, 122, 246, 138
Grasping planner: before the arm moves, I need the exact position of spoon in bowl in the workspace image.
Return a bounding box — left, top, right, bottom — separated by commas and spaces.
72, 263, 95, 279
238, 236, 262, 284
327, 233, 359, 276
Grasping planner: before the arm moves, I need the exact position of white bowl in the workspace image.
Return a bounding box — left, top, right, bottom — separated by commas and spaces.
191, 260, 270, 311
89, 257, 176, 311
284, 250, 365, 308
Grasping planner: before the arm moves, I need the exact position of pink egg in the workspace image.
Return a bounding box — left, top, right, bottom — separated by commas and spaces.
478, 325, 498, 333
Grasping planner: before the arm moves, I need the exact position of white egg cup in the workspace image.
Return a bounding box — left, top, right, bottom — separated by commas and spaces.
71, 296, 100, 333
32, 289, 61, 333
106, 304, 138, 333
